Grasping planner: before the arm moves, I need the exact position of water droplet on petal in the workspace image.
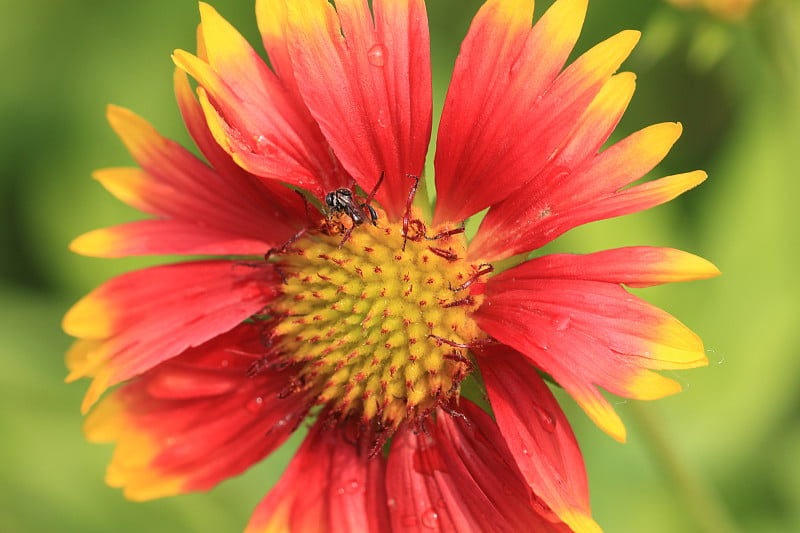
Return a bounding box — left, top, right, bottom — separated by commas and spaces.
551, 314, 571, 331
337, 478, 360, 495
253, 134, 277, 156
421, 508, 440, 529
533, 405, 557, 433
367, 44, 387, 67
532, 493, 556, 519
531, 494, 558, 522
246, 396, 264, 413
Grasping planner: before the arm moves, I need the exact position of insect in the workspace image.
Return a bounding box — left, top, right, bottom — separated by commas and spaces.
325, 172, 384, 246
325, 188, 378, 227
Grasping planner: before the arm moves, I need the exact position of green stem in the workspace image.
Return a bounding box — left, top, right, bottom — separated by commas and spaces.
630, 402, 739, 533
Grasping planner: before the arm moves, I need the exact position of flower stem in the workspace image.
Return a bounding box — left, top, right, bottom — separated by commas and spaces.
631, 402, 740, 533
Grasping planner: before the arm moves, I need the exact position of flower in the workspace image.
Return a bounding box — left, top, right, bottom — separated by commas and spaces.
664, 0, 761, 20
64, 0, 720, 531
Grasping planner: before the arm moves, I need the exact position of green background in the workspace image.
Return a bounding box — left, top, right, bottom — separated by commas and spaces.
1, 0, 798, 531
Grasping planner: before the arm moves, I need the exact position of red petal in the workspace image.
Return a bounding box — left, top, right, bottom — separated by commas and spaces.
475, 273, 709, 441
386, 400, 572, 532
478, 348, 601, 532
245, 418, 389, 533
282, 0, 432, 219
63, 260, 281, 412
83, 323, 307, 501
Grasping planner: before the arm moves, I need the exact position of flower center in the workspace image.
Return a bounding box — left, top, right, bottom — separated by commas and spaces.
269, 209, 489, 431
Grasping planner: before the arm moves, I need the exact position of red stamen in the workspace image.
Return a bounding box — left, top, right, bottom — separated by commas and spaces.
402, 174, 421, 250
428, 334, 495, 350
443, 351, 475, 373
424, 222, 466, 241
265, 227, 308, 261
441, 295, 475, 308
450, 263, 494, 292
428, 246, 459, 261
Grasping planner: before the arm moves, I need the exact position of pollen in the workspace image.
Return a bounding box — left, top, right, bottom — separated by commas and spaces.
268, 209, 489, 431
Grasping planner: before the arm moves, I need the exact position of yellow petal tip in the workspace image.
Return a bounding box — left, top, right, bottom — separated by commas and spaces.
63, 296, 113, 338
70, 229, 119, 257
557, 509, 603, 533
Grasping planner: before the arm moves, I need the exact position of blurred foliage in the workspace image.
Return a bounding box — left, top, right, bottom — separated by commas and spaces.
1, 0, 798, 531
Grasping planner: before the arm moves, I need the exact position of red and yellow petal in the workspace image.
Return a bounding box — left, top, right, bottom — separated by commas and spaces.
478, 349, 600, 533
488, 246, 721, 289
174, 3, 348, 197
434, 0, 570, 224
174, 68, 267, 194
63, 260, 282, 412
486, 26, 640, 217
256, 0, 302, 106
386, 400, 573, 532
196, 2, 277, 106
469, 120, 702, 261
576, 121, 686, 196
70, 220, 271, 258
282, 0, 432, 219
245, 417, 389, 533
106, 105, 207, 195
103, 106, 309, 249
507, 171, 707, 258
84, 323, 307, 501
666, 0, 760, 21
89, 167, 157, 215
468, 71, 637, 260
584, 169, 708, 220
174, 68, 322, 237
434, 0, 641, 225
475, 272, 709, 441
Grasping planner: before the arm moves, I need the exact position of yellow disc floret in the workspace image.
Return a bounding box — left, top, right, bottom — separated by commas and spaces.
270, 209, 489, 431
